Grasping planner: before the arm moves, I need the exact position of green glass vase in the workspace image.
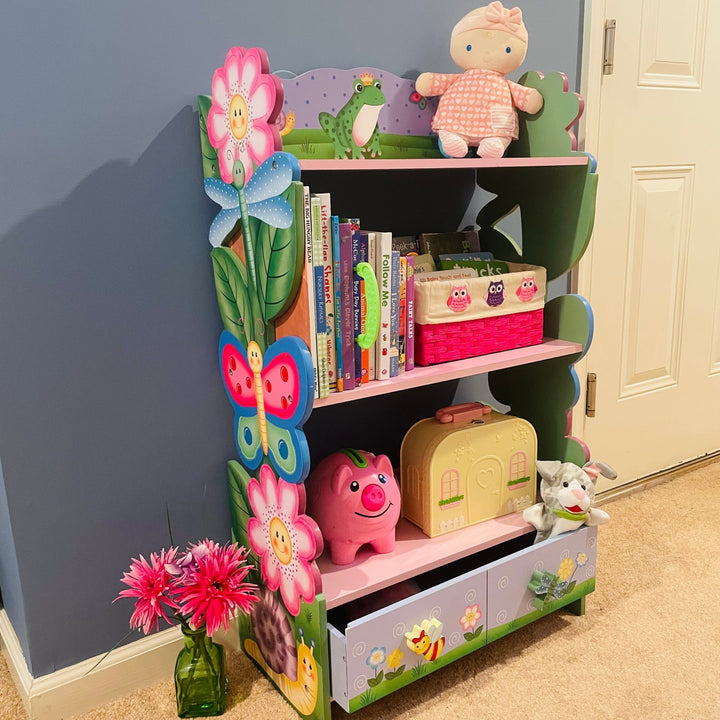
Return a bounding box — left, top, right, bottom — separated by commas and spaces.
174, 625, 227, 718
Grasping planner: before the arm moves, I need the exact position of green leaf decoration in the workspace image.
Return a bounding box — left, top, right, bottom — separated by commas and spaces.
198, 95, 220, 180
566, 581, 577, 595
252, 185, 304, 324
385, 666, 405, 680
210, 247, 252, 345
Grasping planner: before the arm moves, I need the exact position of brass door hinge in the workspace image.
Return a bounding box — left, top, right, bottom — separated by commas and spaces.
603, 19, 617, 75
586, 373, 597, 417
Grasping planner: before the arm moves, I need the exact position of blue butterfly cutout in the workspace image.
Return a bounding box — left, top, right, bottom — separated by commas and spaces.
204, 151, 302, 247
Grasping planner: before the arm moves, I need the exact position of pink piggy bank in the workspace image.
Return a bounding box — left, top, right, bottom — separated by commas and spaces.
307, 448, 401, 565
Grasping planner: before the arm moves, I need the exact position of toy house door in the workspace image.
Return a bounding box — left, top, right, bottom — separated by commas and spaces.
577, 0, 720, 489
466, 456, 504, 524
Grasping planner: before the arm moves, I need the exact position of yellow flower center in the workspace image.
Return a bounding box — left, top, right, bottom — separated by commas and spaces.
269, 516, 293, 565
229, 94, 249, 140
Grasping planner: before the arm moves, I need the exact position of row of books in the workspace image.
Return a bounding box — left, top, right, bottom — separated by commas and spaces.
275, 183, 486, 398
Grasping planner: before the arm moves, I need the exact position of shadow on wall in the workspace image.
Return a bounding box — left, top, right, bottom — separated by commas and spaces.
0, 106, 239, 675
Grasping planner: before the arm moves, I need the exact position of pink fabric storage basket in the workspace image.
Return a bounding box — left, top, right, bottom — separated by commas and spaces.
415, 308, 544, 366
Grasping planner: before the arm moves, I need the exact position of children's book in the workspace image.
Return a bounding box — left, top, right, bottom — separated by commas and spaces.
414, 267, 479, 283
405, 254, 415, 372
392, 234, 420, 255
389, 250, 400, 378
366, 231, 377, 381
314, 193, 337, 392
437, 253, 509, 276
352, 229, 370, 384
419, 230, 481, 261
412, 253, 437, 273
374, 231, 393, 380
311, 195, 329, 398
398, 255, 407, 373
275, 184, 318, 399
331, 216, 344, 391
338, 221, 356, 391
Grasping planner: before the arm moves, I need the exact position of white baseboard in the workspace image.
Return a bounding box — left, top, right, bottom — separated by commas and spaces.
0, 609, 241, 720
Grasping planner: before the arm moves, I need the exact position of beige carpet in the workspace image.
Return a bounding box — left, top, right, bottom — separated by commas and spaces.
2, 461, 720, 720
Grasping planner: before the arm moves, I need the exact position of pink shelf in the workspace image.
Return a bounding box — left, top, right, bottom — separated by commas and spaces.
299, 156, 589, 171
318, 513, 534, 609
314, 338, 581, 408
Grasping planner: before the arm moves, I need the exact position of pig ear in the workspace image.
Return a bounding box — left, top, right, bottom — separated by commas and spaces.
375, 454, 394, 478
331, 465, 352, 495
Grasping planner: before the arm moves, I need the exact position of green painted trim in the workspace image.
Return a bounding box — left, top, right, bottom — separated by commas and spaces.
438, 494, 464, 507
507, 476, 530, 486
348, 632, 487, 711
487, 578, 595, 644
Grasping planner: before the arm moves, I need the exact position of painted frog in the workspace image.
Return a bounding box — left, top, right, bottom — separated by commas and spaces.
319, 73, 385, 159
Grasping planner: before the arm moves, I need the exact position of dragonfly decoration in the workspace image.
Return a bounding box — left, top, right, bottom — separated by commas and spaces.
205, 151, 303, 352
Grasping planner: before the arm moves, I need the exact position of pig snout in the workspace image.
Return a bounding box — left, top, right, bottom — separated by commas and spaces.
361, 483, 386, 512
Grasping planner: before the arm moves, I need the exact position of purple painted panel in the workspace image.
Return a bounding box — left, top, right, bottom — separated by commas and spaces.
486, 526, 597, 630
281, 67, 438, 136
341, 566, 487, 698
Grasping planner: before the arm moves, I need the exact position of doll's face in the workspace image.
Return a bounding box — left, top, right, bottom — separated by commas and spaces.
450, 29, 527, 74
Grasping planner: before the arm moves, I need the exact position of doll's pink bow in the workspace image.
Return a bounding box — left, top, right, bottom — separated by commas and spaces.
486, 2, 523, 34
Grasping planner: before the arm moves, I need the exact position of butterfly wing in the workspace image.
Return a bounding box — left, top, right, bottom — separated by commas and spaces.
208, 207, 242, 247
205, 177, 241, 209
245, 195, 294, 229
265, 424, 310, 485
219, 331, 264, 469
243, 152, 301, 206
258, 336, 314, 484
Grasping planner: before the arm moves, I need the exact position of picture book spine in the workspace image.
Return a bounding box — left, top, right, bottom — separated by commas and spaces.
338, 221, 356, 390
404, 254, 415, 372
303, 186, 319, 398
316, 193, 338, 392
389, 250, 400, 377
352, 230, 370, 384
311, 195, 329, 398
331, 216, 344, 392
366, 231, 377, 381
398, 255, 407, 374
375, 232, 392, 380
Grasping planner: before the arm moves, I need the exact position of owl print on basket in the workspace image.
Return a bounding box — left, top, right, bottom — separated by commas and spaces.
484, 278, 506, 307
219, 330, 315, 484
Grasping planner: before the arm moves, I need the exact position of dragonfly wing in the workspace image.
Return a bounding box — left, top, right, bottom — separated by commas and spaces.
244, 152, 301, 205
209, 207, 242, 247
247, 196, 294, 229
204, 177, 240, 209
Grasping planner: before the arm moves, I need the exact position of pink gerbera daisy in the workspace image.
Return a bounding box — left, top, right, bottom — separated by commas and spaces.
174, 542, 257, 636
207, 46, 283, 184
115, 548, 179, 635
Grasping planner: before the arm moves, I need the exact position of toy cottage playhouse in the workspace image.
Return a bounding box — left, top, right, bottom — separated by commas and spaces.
198, 35, 598, 720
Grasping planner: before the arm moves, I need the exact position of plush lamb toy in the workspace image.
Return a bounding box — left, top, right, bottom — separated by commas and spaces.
523, 460, 616, 544
415, 2, 543, 158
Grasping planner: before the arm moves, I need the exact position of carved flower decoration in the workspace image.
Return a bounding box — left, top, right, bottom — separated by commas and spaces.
247, 464, 322, 616
459, 603, 482, 632
207, 46, 282, 184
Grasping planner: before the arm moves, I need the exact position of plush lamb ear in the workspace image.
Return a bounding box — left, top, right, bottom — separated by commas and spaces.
331, 464, 353, 495
536, 460, 562, 481
583, 461, 617, 482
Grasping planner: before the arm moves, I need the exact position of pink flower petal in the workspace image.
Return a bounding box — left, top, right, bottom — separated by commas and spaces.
294, 560, 315, 602
249, 77, 276, 122
247, 516, 269, 555
246, 123, 277, 169
211, 68, 231, 111
277, 479, 299, 519
216, 138, 238, 184
225, 47, 246, 93
239, 48, 263, 96
259, 465, 279, 509
291, 516, 318, 560
262, 553, 281, 591
279, 571, 301, 616
207, 106, 229, 148
247, 477, 268, 519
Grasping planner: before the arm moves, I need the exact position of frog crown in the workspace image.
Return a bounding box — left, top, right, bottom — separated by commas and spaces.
359, 72, 374, 86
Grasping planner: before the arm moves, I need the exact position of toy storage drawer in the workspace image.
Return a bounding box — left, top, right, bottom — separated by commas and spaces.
327, 564, 488, 713
486, 526, 597, 644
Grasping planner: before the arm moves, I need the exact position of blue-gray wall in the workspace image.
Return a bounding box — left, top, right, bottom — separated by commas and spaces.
0, 1, 583, 676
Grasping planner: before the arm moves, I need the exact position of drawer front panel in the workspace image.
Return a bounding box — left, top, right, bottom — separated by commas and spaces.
486, 526, 597, 643
329, 565, 488, 712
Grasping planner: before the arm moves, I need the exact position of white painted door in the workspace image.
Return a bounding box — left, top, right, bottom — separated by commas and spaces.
577, 0, 720, 492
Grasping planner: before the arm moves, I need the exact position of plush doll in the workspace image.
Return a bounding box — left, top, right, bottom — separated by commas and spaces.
523, 460, 615, 544
415, 2, 543, 158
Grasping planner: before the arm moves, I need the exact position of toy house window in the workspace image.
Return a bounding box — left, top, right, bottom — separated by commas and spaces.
510, 452, 528, 482
440, 469, 461, 506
